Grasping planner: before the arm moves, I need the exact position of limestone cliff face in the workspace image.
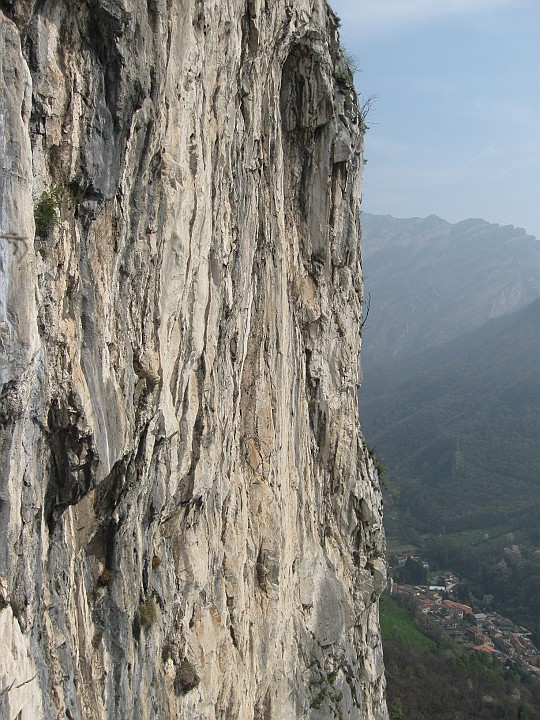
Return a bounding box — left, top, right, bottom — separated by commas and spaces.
0, 1, 387, 718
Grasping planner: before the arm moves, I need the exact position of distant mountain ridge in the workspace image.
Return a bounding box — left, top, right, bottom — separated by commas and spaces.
360, 213, 540, 368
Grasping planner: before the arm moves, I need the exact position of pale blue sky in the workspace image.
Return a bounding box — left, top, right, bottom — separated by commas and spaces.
330, 0, 540, 239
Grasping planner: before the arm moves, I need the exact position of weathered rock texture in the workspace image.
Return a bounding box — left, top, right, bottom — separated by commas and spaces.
0, 1, 387, 718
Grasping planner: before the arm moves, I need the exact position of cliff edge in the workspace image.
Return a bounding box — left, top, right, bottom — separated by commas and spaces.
0, 1, 387, 717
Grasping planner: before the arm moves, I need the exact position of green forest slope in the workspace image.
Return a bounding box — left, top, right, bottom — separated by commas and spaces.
381, 594, 540, 720
360, 298, 540, 533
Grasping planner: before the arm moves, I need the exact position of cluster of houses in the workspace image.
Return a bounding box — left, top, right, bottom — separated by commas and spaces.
389, 563, 540, 677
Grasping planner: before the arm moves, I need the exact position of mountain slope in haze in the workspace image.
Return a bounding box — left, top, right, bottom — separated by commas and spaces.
360, 213, 540, 368
360, 298, 540, 533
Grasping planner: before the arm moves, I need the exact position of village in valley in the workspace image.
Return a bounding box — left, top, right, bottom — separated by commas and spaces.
389, 554, 540, 679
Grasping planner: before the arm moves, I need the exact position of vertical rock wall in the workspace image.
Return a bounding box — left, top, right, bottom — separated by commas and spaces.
0, 1, 387, 718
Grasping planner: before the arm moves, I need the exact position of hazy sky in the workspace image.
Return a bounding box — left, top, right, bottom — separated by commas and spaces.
330, 0, 540, 239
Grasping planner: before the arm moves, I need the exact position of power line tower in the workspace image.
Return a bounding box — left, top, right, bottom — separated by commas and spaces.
451, 437, 463, 479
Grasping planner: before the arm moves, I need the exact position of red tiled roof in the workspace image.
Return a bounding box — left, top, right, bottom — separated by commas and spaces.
443, 600, 472, 614
473, 644, 497, 654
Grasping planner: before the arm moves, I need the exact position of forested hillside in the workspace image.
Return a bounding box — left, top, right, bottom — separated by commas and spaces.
360, 299, 540, 532
359, 214, 540, 646
381, 594, 540, 720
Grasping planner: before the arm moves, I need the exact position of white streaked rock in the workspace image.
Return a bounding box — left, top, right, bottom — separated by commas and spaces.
0, 1, 387, 718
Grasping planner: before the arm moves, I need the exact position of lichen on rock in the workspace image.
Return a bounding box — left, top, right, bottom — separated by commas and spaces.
0, 1, 387, 718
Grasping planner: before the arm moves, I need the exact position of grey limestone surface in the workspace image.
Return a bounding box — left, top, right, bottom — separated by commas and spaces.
0, 1, 387, 718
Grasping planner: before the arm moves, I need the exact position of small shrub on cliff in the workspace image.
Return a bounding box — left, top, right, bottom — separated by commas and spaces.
174, 659, 200, 695
334, 66, 352, 87
34, 187, 62, 235
368, 445, 385, 477
311, 690, 328, 709
97, 568, 115, 587
151, 554, 162, 569
344, 49, 360, 74
68, 182, 85, 207
359, 95, 377, 132
312, 246, 326, 265
92, 631, 103, 649
138, 599, 157, 628
161, 643, 175, 662
327, 669, 339, 684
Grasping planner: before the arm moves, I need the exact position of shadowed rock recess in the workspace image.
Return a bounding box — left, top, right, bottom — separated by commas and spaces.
0, 1, 387, 718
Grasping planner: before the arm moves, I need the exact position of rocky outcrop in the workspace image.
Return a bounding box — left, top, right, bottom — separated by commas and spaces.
0, 1, 386, 718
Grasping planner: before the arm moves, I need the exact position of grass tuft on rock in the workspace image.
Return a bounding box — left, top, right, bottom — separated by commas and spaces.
138, 599, 157, 628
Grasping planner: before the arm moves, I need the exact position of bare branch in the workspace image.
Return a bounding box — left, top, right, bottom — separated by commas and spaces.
360, 95, 377, 131
360, 292, 371, 330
